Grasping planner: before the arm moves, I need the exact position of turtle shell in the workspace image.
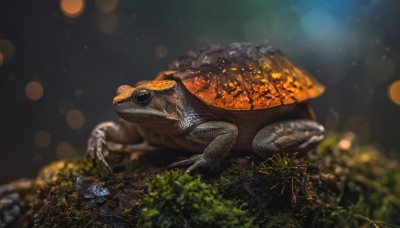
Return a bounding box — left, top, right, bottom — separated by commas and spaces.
161, 43, 324, 111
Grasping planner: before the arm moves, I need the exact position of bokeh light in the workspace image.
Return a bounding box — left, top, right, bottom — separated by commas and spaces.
60, 0, 85, 18
74, 88, 84, 98
56, 142, 77, 158
337, 132, 355, 151
95, 0, 118, 12
34, 130, 51, 148
59, 99, 74, 114
364, 47, 396, 85
66, 109, 85, 129
338, 138, 352, 151
25, 81, 44, 101
358, 147, 378, 163
154, 46, 168, 58
360, 153, 372, 163
300, 9, 344, 46
0, 52, 3, 66
388, 80, 400, 105
343, 115, 370, 142
0, 39, 15, 63
97, 12, 118, 34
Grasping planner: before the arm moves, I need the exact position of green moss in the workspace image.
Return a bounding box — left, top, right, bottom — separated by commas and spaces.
34, 159, 110, 188
216, 133, 400, 227
307, 133, 400, 227
25, 160, 254, 227
218, 154, 317, 227
16, 132, 400, 227
140, 170, 255, 228
257, 154, 308, 201
262, 212, 299, 228
24, 158, 145, 227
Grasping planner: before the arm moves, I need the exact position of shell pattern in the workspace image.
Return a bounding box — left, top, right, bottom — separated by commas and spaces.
164, 43, 325, 111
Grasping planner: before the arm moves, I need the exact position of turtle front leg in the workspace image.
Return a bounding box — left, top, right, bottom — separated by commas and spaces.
252, 119, 325, 159
87, 120, 144, 172
168, 121, 238, 173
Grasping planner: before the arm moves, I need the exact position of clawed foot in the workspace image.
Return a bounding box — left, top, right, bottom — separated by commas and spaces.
167, 154, 209, 173
86, 128, 113, 173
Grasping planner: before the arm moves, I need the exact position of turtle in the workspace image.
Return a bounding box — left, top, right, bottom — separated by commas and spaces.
87, 42, 325, 173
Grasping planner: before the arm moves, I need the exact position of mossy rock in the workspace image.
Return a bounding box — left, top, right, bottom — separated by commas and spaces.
3, 132, 400, 227
141, 171, 254, 227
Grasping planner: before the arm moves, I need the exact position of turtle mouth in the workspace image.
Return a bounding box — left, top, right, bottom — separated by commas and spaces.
114, 109, 177, 122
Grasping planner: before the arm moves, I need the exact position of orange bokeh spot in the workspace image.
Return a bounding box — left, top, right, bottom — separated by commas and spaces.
154, 46, 168, 58
97, 12, 118, 33
0, 39, 15, 62
95, 0, 118, 12
388, 80, 400, 105
60, 0, 85, 18
34, 130, 51, 148
56, 142, 77, 158
0, 52, 3, 66
59, 99, 74, 114
25, 81, 44, 101
66, 109, 85, 129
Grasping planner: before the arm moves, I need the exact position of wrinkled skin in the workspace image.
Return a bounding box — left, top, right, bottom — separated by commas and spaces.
87, 80, 324, 173
87, 43, 325, 173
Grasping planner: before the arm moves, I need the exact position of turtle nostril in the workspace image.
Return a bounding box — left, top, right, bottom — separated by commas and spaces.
114, 100, 124, 105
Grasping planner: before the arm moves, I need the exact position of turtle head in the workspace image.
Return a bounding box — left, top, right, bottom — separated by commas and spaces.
113, 80, 184, 126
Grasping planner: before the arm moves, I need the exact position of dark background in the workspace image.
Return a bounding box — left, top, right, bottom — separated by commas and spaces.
0, 0, 399, 184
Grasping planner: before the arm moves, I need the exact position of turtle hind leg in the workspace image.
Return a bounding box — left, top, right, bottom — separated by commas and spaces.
252, 119, 325, 159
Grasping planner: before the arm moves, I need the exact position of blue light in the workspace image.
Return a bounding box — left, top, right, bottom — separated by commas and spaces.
301, 9, 343, 43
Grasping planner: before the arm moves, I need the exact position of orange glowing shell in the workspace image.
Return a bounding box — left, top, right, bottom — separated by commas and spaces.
160, 43, 325, 111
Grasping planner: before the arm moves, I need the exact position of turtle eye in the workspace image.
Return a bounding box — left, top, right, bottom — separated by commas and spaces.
132, 89, 153, 106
